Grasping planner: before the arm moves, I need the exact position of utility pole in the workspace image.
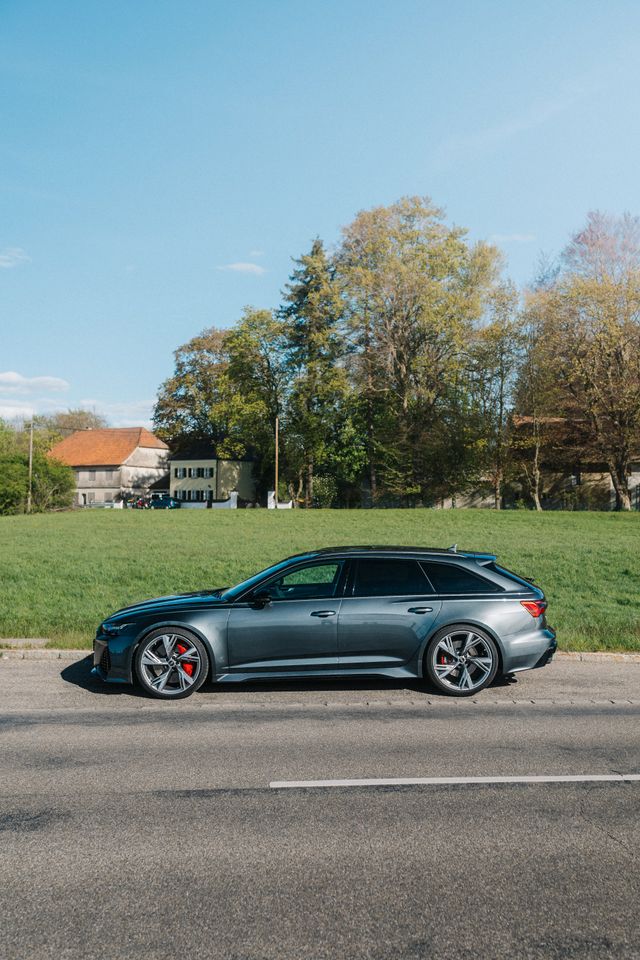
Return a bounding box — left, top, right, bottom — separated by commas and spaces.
27, 418, 34, 514
274, 416, 279, 505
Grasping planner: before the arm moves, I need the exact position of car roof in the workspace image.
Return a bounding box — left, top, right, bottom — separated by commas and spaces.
284, 545, 497, 562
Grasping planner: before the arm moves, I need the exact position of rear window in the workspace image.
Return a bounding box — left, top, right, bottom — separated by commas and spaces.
421, 562, 502, 594
482, 561, 536, 589
353, 558, 433, 597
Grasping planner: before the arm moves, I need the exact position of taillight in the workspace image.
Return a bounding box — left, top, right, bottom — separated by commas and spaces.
521, 600, 547, 618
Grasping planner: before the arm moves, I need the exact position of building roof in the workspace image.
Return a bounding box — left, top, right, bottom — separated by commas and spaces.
169, 438, 254, 462
49, 427, 168, 467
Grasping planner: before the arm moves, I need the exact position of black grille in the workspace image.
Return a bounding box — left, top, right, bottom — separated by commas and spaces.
100, 647, 111, 675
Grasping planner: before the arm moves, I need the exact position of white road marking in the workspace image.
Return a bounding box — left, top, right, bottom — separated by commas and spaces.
269, 774, 640, 789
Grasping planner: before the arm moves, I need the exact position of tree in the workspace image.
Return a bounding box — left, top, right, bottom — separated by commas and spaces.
533, 212, 640, 510
336, 196, 501, 503
211, 308, 289, 492
153, 328, 230, 442
35, 409, 108, 438
468, 283, 522, 508
279, 238, 347, 506
0, 451, 74, 515
513, 259, 563, 510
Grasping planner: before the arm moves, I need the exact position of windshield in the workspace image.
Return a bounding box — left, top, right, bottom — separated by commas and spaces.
221, 555, 315, 601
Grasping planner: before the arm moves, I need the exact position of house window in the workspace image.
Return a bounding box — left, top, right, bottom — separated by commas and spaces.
88, 470, 96, 481
205, 466, 214, 478
196, 467, 205, 478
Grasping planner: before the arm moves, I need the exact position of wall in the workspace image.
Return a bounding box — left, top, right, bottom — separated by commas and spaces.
170, 459, 254, 501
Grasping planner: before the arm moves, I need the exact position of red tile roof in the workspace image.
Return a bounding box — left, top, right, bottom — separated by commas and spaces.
49, 428, 168, 467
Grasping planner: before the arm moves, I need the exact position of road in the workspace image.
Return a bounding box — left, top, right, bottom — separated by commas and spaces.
0, 657, 638, 959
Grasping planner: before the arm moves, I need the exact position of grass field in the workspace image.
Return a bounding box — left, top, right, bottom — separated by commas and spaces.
0, 509, 639, 651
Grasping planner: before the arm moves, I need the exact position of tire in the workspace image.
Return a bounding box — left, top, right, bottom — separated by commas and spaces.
134, 628, 209, 699
424, 625, 499, 697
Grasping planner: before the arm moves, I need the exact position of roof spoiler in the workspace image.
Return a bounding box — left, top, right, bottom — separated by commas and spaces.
448, 544, 498, 562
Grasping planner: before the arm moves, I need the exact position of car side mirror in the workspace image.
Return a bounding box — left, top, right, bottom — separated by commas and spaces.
251, 590, 272, 609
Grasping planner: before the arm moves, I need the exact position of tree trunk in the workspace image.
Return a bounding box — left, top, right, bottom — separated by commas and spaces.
609, 460, 631, 511
493, 473, 502, 510
306, 459, 314, 508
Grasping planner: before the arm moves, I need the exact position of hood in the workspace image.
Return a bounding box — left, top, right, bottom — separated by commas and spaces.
108, 589, 226, 621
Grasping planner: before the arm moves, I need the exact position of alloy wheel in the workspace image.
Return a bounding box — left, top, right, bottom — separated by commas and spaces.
139, 633, 202, 695
431, 630, 496, 693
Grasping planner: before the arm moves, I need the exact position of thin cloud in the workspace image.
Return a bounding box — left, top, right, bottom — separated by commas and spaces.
0, 247, 30, 269
489, 233, 536, 245
248, 249, 265, 258
435, 82, 596, 163
217, 262, 266, 276
0, 371, 69, 394
80, 397, 154, 428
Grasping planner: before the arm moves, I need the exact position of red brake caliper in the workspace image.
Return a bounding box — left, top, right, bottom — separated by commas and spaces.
176, 642, 194, 676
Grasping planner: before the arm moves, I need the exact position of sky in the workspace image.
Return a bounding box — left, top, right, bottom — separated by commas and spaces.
2, 0, 640, 426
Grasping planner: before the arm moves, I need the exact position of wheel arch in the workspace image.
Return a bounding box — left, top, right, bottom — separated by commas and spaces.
128, 621, 217, 683
416, 620, 505, 679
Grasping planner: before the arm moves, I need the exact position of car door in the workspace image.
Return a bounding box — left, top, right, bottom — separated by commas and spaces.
227, 560, 345, 673
337, 557, 441, 668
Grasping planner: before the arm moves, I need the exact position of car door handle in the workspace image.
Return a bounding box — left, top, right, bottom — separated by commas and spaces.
407, 606, 433, 614
310, 610, 336, 618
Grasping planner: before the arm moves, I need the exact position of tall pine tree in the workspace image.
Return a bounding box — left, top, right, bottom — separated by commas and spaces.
279, 238, 346, 506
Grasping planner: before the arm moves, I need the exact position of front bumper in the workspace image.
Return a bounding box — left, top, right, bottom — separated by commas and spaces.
92, 631, 135, 683
93, 637, 111, 678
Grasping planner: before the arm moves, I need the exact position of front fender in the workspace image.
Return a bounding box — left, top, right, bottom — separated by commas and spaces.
127, 612, 230, 683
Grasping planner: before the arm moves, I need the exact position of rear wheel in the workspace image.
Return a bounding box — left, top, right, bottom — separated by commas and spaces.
134, 628, 209, 699
425, 625, 498, 696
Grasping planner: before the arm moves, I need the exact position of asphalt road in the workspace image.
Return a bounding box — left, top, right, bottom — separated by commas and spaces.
1, 657, 639, 959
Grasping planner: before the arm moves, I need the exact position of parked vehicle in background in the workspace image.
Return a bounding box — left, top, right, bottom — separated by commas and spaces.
93, 545, 557, 700
149, 494, 181, 509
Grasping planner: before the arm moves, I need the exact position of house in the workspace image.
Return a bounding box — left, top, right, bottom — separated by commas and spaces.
170, 440, 255, 504
49, 427, 169, 506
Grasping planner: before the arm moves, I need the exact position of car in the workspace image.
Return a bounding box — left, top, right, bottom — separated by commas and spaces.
149, 495, 181, 509
93, 545, 557, 700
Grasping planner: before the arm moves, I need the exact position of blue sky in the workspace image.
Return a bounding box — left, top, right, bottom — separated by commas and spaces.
2, 0, 640, 425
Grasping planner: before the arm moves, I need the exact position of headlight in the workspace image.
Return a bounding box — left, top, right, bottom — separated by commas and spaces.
101, 622, 134, 637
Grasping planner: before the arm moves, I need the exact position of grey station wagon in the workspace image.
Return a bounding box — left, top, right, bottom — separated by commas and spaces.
93, 545, 557, 699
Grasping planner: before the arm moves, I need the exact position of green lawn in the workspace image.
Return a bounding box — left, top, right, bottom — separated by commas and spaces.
0, 509, 639, 651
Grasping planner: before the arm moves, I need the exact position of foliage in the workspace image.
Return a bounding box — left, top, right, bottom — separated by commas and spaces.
0, 451, 75, 515
279, 238, 347, 506
0, 420, 76, 515
152, 200, 640, 511
153, 328, 230, 441
34, 409, 108, 439
525, 212, 640, 510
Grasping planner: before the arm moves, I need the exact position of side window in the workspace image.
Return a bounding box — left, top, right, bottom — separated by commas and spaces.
267, 562, 343, 601
421, 562, 501, 594
353, 559, 433, 597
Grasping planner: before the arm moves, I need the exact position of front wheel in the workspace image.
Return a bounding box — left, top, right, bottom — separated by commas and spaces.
425, 625, 499, 697
134, 628, 209, 699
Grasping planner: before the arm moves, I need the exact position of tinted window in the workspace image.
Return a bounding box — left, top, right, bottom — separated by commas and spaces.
353, 559, 432, 597
268, 562, 343, 600
421, 562, 501, 594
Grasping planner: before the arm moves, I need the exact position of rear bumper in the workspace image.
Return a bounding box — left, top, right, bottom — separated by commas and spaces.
501, 627, 557, 674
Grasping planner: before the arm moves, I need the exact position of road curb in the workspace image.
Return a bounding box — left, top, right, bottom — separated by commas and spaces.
0, 649, 90, 660
1, 648, 640, 663
555, 650, 640, 663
